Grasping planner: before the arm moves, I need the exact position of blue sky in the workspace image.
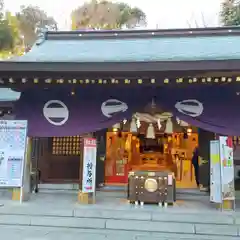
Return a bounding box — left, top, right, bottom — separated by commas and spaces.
5, 0, 223, 29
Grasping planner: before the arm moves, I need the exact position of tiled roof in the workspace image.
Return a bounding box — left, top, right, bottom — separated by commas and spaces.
14, 27, 240, 63
0, 89, 20, 101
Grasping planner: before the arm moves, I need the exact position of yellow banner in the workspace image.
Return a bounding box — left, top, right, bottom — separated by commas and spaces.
210, 154, 220, 164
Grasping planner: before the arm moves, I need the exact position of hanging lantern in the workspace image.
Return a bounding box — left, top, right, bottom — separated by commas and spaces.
187, 127, 192, 136
136, 117, 141, 128
130, 118, 138, 133
165, 118, 173, 134
176, 117, 181, 124
146, 123, 155, 139
180, 120, 189, 127
112, 123, 120, 132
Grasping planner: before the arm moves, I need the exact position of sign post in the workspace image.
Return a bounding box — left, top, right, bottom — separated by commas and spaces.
210, 140, 222, 204
78, 137, 97, 204
0, 120, 28, 203
219, 136, 235, 210
210, 137, 235, 210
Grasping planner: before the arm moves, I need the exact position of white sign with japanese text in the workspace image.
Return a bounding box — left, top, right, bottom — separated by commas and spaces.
0, 120, 28, 187
82, 138, 97, 193
219, 136, 235, 201
210, 140, 222, 203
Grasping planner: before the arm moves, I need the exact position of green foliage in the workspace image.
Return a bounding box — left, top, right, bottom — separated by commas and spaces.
221, 0, 240, 26
71, 0, 146, 30
0, 2, 57, 53
5, 12, 22, 45
0, 0, 13, 51
0, 2, 20, 52
16, 5, 57, 46
0, 1, 22, 53
0, 19, 14, 50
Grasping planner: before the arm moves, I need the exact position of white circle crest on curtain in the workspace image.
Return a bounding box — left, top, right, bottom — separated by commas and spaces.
175, 99, 203, 117
101, 99, 128, 118
43, 100, 69, 126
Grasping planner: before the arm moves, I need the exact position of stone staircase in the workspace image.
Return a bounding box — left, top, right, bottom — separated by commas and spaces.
0, 190, 240, 239
0, 203, 240, 239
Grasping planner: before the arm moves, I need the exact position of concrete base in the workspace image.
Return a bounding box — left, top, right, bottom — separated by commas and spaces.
215, 200, 235, 211
223, 200, 235, 210
11, 188, 30, 202
78, 191, 95, 204
11, 188, 22, 201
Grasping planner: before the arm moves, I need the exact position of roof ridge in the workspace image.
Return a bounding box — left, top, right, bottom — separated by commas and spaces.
43, 26, 240, 41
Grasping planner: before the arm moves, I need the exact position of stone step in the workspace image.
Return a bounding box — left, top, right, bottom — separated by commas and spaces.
37, 184, 208, 196
38, 183, 79, 191
0, 208, 239, 237
0, 225, 240, 240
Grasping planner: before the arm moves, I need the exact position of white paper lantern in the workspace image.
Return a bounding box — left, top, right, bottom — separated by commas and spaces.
146, 123, 155, 139
165, 118, 173, 134
112, 123, 120, 129
130, 118, 138, 133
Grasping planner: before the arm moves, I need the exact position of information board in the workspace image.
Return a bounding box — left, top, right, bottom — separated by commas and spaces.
0, 120, 28, 187
82, 138, 97, 193
210, 140, 222, 203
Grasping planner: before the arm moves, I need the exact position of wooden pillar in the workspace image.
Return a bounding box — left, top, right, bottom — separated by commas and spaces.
198, 129, 215, 189
12, 137, 32, 202
95, 129, 106, 188
78, 133, 96, 204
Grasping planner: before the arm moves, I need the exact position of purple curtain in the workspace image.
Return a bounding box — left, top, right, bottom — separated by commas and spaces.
14, 85, 240, 137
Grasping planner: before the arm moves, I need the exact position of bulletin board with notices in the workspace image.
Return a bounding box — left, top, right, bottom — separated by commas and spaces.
0, 120, 28, 187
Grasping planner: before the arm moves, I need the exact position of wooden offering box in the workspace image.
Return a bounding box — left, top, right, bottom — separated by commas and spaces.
132, 152, 177, 174
128, 170, 176, 206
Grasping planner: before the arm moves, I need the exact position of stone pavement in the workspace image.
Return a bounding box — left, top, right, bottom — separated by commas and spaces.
1, 225, 240, 240
0, 191, 239, 239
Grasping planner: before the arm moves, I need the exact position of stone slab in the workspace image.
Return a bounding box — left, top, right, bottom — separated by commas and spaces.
0, 224, 150, 236
43, 232, 107, 240
152, 212, 235, 224
138, 236, 240, 240
234, 215, 240, 224
0, 207, 74, 217
30, 216, 106, 229
106, 219, 195, 234
0, 214, 31, 225
151, 232, 240, 240
195, 224, 238, 236
1, 224, 240, 240
74, 209, 151, 220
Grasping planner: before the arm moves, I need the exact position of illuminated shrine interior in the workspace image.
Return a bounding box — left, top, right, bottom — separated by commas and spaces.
44, 102, 202, 189
104, 112, 199, 189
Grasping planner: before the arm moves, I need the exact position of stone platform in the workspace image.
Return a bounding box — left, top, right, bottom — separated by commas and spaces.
0, 191, 239, 239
